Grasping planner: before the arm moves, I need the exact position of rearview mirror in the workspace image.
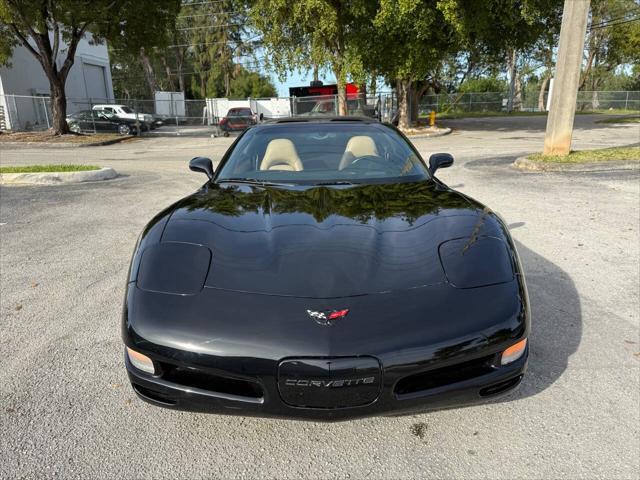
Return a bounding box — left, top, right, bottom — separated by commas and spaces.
189, 157, 214, 180
428, 153, 454, 175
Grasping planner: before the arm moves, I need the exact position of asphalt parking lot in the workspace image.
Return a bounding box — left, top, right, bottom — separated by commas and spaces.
1, 115, 638, 479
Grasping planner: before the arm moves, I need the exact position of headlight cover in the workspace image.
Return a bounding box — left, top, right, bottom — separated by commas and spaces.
438, 236, 514, 288
136, 242, 211, 295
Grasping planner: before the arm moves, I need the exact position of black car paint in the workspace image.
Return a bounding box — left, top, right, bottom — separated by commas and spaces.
66, 110, 146, 134
122, 119, 529, 421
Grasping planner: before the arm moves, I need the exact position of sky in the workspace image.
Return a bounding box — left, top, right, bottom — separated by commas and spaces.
269, 70, 334, 97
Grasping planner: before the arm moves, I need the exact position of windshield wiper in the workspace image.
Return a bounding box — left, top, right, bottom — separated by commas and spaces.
217, 178, 292, 187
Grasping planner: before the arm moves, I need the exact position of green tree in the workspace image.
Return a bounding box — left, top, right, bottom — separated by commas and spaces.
364, 0, 456, 128
579, 0, 640, 108
185, 0, 250, 98
438, 0, 562, 111
230, 68, 277, 98
0, 0, 180, 134
249, 0, 376, 115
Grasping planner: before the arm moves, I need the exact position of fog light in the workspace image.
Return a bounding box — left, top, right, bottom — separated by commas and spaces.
501, 338, 527, 365
126, 347, 155, 374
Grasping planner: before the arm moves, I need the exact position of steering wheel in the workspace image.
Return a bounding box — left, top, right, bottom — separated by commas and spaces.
345, 154, 389, 170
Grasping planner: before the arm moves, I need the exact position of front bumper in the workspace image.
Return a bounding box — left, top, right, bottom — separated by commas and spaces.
125, 344, 528, 421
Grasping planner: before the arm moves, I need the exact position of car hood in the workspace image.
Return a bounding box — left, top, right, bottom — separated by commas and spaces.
159, 181, 506, 299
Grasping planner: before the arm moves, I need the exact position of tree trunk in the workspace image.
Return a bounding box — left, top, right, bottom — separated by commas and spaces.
334, 64, 347, 116
224, 70, 231, 98
175, 48, 185, 94
49, 78, 69, 134
591, 90, 600, 110
139, 47, 158, 97
161, 56, 176, 91
513, 72, 523, 111
200, 75, 207, 98
538, 75, 550, 111
506, 49, 517, 112
397, 79, 412, 130
410, 85, 419, 124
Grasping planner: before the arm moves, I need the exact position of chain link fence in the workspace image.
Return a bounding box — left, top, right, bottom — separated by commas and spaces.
415, 90, 639, 116
1, 91, 638, 132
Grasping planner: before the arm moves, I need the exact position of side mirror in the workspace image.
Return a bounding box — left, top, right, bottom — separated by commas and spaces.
189, 157, 214, 180
428, 153, 454, 175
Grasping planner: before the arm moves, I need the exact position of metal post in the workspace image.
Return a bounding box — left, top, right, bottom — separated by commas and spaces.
12, 95, 20, 130
90, 97, 96, 133
135, 98, 141, 136
42, 97, 50, 129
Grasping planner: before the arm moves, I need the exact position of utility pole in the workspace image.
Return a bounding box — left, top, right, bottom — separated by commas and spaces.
543, 0, 590, 155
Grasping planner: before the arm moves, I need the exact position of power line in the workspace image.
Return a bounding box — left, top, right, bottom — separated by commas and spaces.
176, 22, 245, 31
181, 0, 233, 6
111, 58, 269, 80
588, 16, 640, 30
589, 10, 640, 28
177, 10, 244, 19
166, 35, 262, 48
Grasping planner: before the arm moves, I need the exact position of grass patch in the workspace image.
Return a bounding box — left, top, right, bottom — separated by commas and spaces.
0, 164, 100, 173
527, 146, 640, 164
595, 115, 640, 124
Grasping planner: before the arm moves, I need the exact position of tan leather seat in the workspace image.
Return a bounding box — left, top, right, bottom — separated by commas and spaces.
259, 139, 304, 171
339, 135, 379, 170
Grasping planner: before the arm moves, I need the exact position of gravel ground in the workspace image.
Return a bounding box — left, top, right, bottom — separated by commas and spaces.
0, 115, 639, 479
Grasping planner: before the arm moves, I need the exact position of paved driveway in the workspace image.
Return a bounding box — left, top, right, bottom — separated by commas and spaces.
1, 115, 639, 479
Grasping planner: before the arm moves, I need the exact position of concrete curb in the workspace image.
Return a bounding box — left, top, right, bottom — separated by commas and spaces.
0, 167, 118, 185
513, 156, 640, 172
401, 127, 452, 139
0, 135, 136, 148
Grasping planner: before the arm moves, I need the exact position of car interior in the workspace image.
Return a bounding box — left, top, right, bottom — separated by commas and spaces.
218, 125, 428, 182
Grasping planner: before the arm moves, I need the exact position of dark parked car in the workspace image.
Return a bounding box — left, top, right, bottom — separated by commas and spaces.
301, 98, 377, 118
218, 107, 257, 136
66, 110, 146, 135
123, 117, 529, 421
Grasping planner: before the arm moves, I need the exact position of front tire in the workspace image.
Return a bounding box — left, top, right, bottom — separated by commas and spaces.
118, 124, 132, 135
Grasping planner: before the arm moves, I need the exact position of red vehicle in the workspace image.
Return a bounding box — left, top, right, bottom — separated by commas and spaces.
218, 107, 257, 137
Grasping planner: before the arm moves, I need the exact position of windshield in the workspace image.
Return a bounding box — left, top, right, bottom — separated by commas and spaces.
228, 108, 252, 117
216, 123, 429, 185
96, 111, 116, 119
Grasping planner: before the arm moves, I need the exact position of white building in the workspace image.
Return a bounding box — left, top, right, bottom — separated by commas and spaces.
0, 32, 114, 130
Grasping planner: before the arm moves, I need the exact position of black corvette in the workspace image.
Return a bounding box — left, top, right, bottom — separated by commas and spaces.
122, 117, 529, 421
